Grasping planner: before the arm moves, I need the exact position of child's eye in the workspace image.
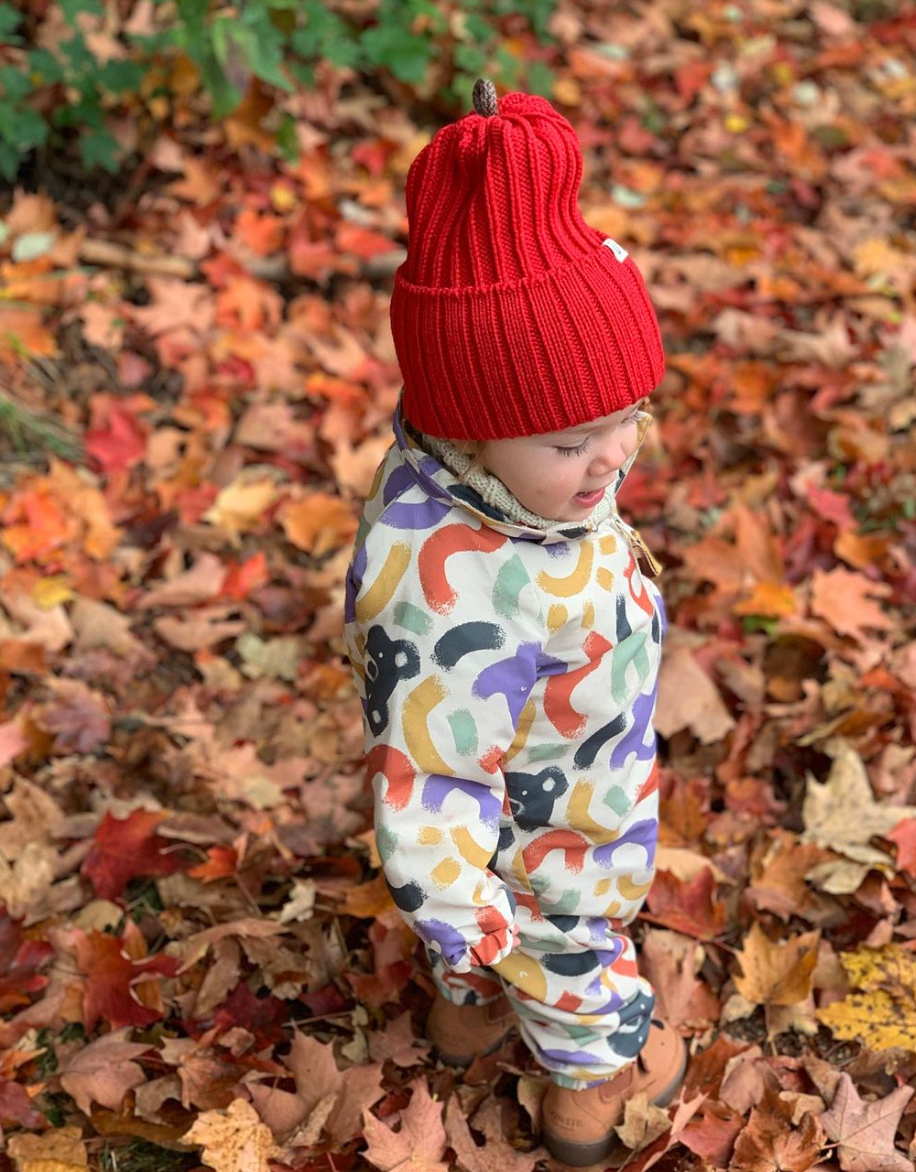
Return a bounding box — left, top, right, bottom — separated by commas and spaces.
554, 411, 641, 457
555, 440, 589, 458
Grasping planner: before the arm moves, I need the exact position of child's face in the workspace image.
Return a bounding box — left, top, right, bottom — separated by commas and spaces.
479, 398, 648, 521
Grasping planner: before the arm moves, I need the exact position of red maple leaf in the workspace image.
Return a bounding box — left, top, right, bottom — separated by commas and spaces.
84, 400, 147, 476
888, 817, 916, 879
0, 911, 51, 1013
75, 924, 178, 1032
206, 982, 287, 1049
641, 868, 727, 939
81, 809, 186, 899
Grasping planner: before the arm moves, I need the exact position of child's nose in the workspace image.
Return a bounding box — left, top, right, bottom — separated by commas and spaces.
589, 438, 631, 476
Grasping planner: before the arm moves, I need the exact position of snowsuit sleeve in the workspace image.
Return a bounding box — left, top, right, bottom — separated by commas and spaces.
344, 518, 541, 974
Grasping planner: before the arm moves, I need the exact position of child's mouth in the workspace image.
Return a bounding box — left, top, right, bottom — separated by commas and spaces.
573, 488, 604, 507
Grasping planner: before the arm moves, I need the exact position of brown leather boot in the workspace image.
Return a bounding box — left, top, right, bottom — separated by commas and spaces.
426, 990, 516, 1066
542, 1016, 687, 1166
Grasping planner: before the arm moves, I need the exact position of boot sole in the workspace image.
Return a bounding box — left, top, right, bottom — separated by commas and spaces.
543, 1044, 688, 1167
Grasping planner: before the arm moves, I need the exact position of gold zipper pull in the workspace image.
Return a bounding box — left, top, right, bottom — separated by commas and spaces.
630, 526, 664, 577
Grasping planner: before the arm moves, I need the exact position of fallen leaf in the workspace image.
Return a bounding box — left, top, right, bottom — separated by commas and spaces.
801, 739, 916, 871
368, 1011, 431, 1067
58, 1028, 151, 1115
615, 1091, 672, 1152
362, 1078, 450, 1172
7, 1125, 88, 1170
731, 1081, 824, 1171
247, 1029, 383, 1146
819, 1072, 913, 1172
81, 808, 185, 899
74, 922, 178, 1031
655, 644, 736, 744
642, 867, 727, 939
734, 923, 820, 1007
817, 944, 916, 1051
184, 1097, 281, 1172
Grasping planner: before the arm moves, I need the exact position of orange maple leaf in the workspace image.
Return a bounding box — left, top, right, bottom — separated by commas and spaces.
75, 922, 178, 1032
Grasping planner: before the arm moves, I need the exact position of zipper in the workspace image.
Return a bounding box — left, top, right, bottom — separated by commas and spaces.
612, 514, 664, 578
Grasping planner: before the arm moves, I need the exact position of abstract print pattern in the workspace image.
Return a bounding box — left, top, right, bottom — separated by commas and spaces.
344, 399, 667, 1087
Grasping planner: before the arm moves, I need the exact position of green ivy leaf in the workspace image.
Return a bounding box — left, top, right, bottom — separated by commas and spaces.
80, 126, 120, 171
28, 48, 66, 85
526, 59, 555, 99
0, 3, 23, 45
276, 111, 299, 164
0, 65, 32, 101
97, 60, 144, 94
454, 44, 488, 74
361, 25, 432, 84
59, 0, 104, 27
0, 141, 19, 182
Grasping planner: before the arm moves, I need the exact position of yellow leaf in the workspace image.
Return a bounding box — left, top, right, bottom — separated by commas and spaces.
8, 1125, 88, 1170
817, 944, 916, 1052
184, 1098, 280, 1172
30, 576, 74, 608
733, 580, 798, 618
280, 493, 357, 556
204, 477, 279, 535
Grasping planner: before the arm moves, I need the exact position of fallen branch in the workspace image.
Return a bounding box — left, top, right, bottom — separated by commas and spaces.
78, 238, 198, 280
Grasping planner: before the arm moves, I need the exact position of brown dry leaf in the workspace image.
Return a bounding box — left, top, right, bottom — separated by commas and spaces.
137, 552, 227, 608
71, 597, 149, 658
655, 642, 736, 743
177, 917, 288, 972
247, 1029, 383, 1147
445, 1095, 543, 1172
279, 493, 358, 556
640, 928, 706, 1031
128, 277, 215, 336
203, 476, 280, 536
734, 923, 820, 1007
0, 776, 65, 857
809, 566, 893, 642
58, 1028, 151, 1114
817, 944, 916, 1052
153, 609, 246, 652
7, 1126, 88, 1170
0, 840, 56, 919
746, 830, 829, 921
801, 739, 916, 871
731, 1084, 824, 1171
820, 1072, 913, 1172
235, 400, 314, 459
183, 1098, 280, 1172
362, 1079, 450, 1172
614, 1090, 672, 1152
368, 1011, 431, 1067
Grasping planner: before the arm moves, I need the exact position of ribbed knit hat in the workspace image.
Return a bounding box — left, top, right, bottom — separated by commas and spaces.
390, 78, 666, 441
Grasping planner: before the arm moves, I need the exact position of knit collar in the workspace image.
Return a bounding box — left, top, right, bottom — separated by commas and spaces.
392, 390, 654, 543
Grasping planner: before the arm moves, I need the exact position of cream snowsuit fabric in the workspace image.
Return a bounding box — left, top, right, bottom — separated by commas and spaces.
344, 396, 667, 1087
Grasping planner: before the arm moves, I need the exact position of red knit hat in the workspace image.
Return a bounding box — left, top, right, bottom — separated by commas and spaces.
389, 79, 666, 441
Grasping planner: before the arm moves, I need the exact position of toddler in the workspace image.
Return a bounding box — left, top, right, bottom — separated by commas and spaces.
344, 79, 686, 1166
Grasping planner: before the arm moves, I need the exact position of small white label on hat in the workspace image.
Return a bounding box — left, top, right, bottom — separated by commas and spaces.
602, 237, 629, 262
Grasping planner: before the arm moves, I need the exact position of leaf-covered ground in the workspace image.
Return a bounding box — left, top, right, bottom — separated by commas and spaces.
1, 1, 915, 1170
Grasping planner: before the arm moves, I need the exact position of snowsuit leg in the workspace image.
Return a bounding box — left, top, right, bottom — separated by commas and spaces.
426, 946, 505, 1006
492, 928, 655, 1089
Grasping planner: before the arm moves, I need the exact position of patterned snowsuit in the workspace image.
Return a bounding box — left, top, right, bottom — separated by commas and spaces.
344, 397, 667, 1088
